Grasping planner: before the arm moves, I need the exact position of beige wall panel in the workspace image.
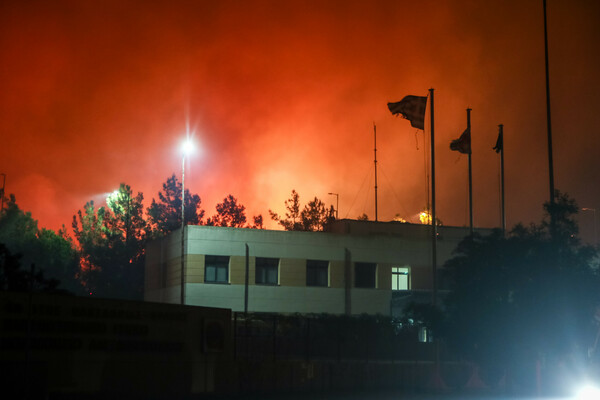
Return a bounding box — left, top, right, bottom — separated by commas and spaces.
280, 258, 306, 287
186, 255, 204, 283
329, 261, 345, 289
229, 256, 247, 285
248, 258, 256, 285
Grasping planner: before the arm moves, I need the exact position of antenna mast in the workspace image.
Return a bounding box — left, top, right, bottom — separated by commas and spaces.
374, 123, 378, 222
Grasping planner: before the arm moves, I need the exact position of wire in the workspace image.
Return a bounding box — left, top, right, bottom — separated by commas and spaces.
378, 164, 411, 221
360, 171, 373, 217
344, 164, 373, 219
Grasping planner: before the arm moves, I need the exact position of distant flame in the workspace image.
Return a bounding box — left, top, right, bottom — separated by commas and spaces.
419, 210, 432, 225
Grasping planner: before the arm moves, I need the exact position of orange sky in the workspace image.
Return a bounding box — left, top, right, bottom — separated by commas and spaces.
1, 0, 599, 241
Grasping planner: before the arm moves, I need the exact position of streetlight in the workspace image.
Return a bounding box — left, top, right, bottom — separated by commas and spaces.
181, 138, 195, 305
328, 192, 339, 219
582, 208, 597, 245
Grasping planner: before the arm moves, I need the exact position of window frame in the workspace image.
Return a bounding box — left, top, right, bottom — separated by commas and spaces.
204, 255, 230, 284
354, 262, 377, 288
255, 257, 279, 285
306, 259, 329, 287
391, 266, 410, 291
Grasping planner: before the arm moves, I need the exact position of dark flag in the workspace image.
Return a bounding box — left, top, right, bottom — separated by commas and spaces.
493, 130, 503, 153
450, 129, 471, 154
387, 95, 427, 130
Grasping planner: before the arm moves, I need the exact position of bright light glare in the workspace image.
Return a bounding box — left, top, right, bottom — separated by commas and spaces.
106, 190, 119, 201
181, 139, 195, 155
106, 190, 124, 212
419, 211, 431, 224
575, 384, 600, 400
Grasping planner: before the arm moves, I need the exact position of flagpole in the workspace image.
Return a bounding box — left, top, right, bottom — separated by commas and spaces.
181, 153, 186, 305
374, 123, 378, 222
499, 124, 506, 234
429, 88, 445, 391
543, 0, 555, 205
387, 91, 443, 389
429, 88, 437, 308
467, 109, 473, 234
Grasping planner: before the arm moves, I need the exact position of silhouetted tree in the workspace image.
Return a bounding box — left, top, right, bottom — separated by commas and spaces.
0, 244, 60, 292
442, 191, 600, 391
73, 183, 147, 299
269, 190, 302, 231
251, 214, 264, 229
0, 194, 80, 293
269, 190, 334, 231
300, 197, 335, 231
207, 195, 247, 227
146, 174, 204, 237
0, 243, 26, 291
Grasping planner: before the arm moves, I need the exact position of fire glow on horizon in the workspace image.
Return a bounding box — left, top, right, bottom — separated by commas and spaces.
1, 0, 599, 238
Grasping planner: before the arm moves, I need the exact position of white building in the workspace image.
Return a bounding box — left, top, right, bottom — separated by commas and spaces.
145, 220, 487, 315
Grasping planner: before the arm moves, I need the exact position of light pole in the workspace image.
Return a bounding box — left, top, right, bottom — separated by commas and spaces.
582, 208, 597, 245
180, 139, 194, 305
328, 192, 339, 219
0, 173, 5, 215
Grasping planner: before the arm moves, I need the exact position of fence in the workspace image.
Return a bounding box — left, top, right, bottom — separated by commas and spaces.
233, 312, 438, 362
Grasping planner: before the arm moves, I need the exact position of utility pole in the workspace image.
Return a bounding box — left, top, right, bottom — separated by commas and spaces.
467, 108, 473, 235
498, 125, 506, 234
429, 89, 437, 308
543, 0, 555, 205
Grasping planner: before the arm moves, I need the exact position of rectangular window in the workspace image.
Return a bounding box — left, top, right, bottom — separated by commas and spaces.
205, 255, 229, 283
306, 260, 329, 287
355, 262, 376, 288
255, 257, 279, 285
392, 266, 410, 290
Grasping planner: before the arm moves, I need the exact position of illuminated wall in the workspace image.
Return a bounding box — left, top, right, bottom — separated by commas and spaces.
145, 221, 483, 315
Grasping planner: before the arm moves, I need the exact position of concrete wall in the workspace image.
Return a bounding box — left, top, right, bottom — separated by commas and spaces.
0, 292, 232, 398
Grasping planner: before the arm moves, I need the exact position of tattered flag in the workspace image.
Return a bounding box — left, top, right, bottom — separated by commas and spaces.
450, 129, 471, 154
493, 131, 503, 153
387, 95, 427, 130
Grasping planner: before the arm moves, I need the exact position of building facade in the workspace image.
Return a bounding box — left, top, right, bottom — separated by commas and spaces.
145, 220, 486, 315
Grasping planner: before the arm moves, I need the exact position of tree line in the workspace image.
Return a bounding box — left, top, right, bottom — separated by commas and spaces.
2, 175, 599, 394
0, 175, 334, 300
405, 190, 600, 394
